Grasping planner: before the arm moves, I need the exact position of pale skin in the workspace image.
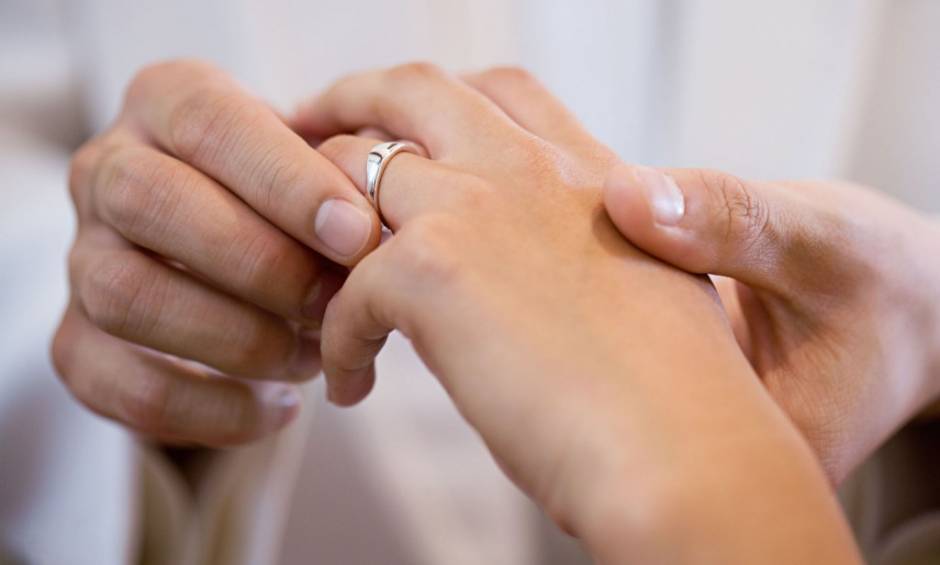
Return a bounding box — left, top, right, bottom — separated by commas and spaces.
298, 64, 859, 562
51, 59, 939, 562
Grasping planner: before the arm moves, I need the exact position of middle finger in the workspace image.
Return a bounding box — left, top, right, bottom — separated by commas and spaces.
91, 143, 338, 324
293, 63, 516, 159
70, 227, 319, 381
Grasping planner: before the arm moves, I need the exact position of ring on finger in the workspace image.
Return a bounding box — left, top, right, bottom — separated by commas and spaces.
365, 140, 421, 229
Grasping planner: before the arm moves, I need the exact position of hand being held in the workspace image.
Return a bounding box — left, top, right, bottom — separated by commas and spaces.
604, 164, 940, 482
303, 65, 860, 563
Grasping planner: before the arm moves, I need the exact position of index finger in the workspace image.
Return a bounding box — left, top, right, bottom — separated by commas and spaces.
123, 60, 381, 264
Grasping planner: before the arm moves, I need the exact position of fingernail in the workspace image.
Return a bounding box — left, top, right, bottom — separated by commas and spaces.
314, 199, 371, 258
633, 166, 685, 225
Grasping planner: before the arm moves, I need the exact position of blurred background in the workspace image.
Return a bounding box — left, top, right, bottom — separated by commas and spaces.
0, 1, 937, 564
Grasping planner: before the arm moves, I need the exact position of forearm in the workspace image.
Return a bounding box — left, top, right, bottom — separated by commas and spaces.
510, 262, 864, 563
575, 387, 862, 565
532, 301, 864, 565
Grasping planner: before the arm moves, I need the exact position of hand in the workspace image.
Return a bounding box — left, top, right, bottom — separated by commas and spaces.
603, 164, 940, 482
51, 59, 383, 446
300, 65, 860, 564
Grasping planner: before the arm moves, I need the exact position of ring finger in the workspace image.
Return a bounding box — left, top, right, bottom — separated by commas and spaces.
317, 134, 466, 232
294, 63, 517, 160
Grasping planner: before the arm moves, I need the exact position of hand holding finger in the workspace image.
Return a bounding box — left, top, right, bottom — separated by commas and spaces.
124, 59, 381, 263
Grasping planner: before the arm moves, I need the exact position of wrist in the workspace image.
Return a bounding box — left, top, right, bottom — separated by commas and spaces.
566, 407, 860, 564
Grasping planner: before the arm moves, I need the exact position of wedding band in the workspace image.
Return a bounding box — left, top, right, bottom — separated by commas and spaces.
365, 140, 420, 228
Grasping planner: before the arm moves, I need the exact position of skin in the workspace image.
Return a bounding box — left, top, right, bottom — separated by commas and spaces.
298, 64, 861, 563
54, 59, 930, 561
52, 59, 384, 445
602, 165, 940, 484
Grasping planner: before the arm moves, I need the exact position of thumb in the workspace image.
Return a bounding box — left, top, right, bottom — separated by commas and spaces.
604, 163, 800, 295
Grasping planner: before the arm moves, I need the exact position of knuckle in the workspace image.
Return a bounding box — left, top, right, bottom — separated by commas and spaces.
316, 134, 358, 163
701, 169, 770, 250
82, 253, 162, 338
118, 375, 173, 433
388, 62, 447, 85
227, 229, 299, 296
514, 136, 568, 179
60, 373, 107, 422
69, 141, 102, 202
379, 63, 449, 129
96, 147, 182, 239
395, 216, 464, 287
245, 142, 305, 215
125, 63, 166, 105
480, 65, 535, 88
50, 325, 75, 384
167, 85, 249, 163
125, 59, 218, 105
449, 174, 497, 210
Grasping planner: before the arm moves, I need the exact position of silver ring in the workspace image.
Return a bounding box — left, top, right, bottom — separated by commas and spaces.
365, 140, 420, 228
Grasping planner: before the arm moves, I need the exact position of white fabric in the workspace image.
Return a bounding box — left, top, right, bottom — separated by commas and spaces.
0, 1, 938, 564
